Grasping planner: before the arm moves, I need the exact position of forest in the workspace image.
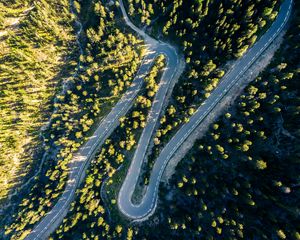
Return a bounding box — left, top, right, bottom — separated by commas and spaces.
0, 0, 75, 203
1, 0, 299, 239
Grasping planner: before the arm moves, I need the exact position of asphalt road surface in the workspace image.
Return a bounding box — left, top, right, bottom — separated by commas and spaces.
25, 0, 292, 238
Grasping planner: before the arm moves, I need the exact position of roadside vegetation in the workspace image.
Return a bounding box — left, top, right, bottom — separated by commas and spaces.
0, 0, 75, 203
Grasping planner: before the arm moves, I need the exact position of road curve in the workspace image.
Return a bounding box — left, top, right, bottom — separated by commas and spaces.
24, 1, 183, 239
117, 0, 292, 220
24, 0, 291, 238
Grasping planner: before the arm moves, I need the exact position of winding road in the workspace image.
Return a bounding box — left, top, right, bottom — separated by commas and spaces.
118, 0, 292, 220
25, 0, 292, 238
